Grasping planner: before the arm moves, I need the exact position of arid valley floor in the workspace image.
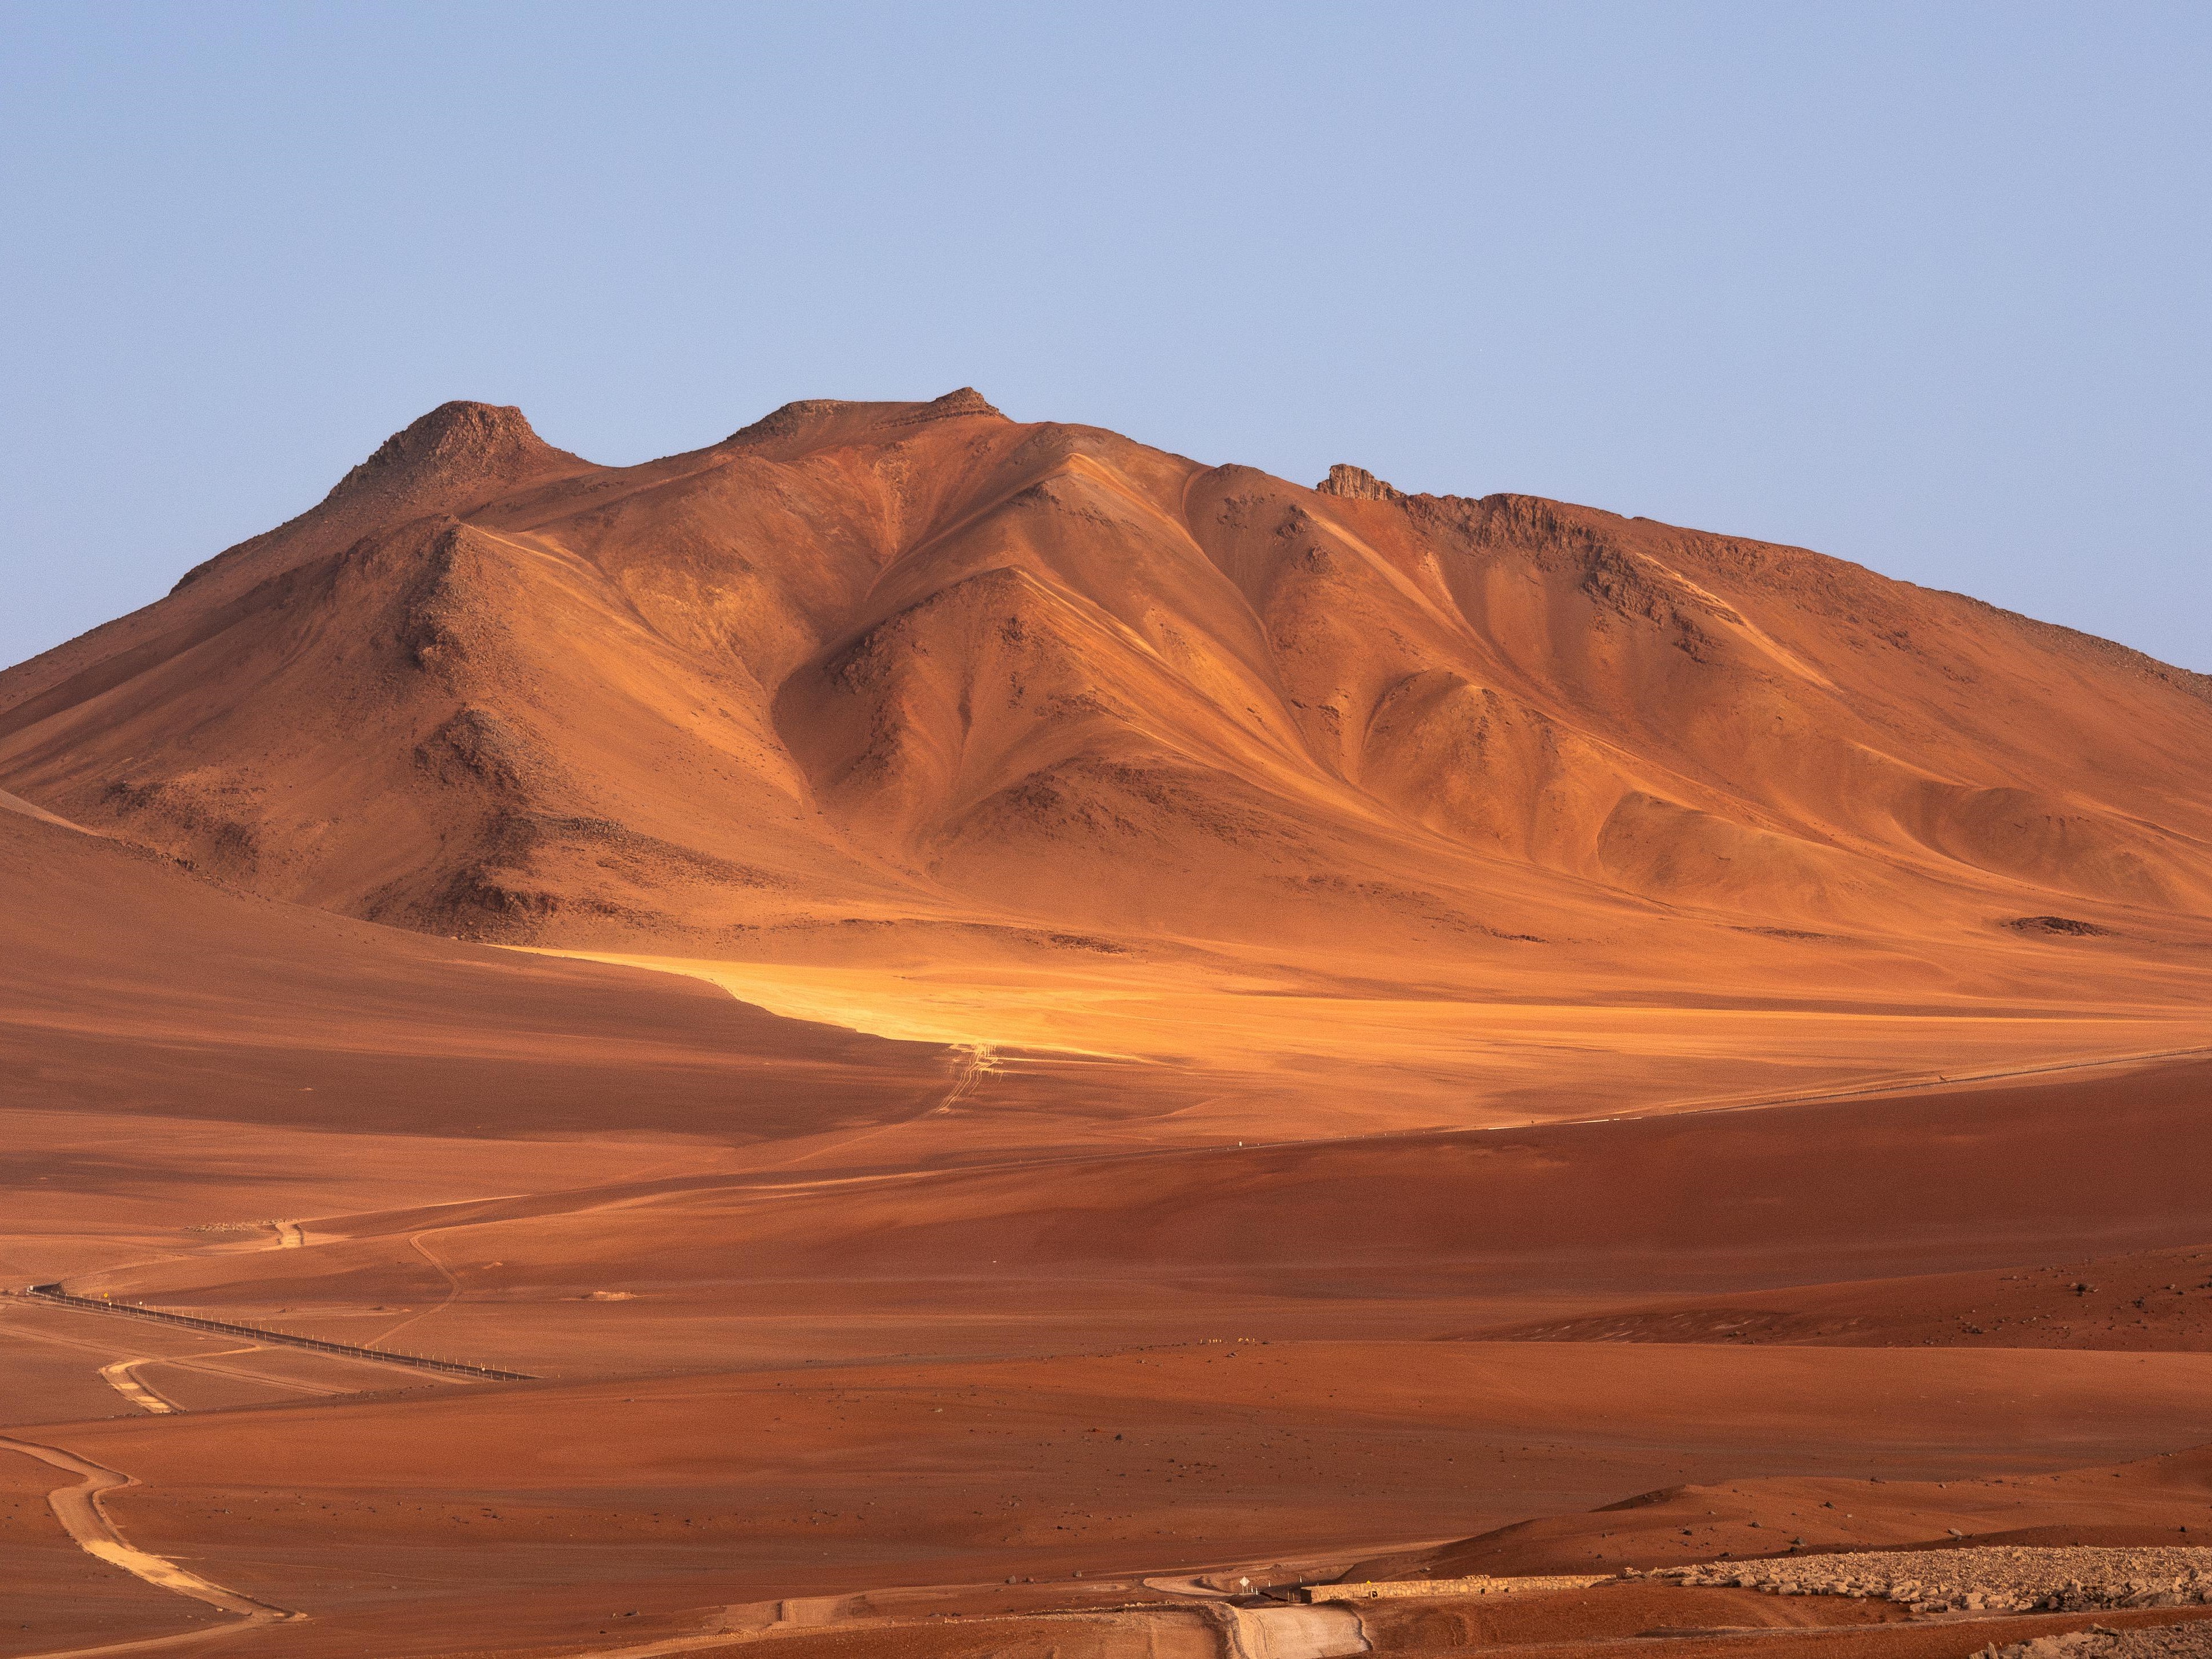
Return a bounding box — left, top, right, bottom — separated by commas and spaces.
4, 392, 2211, 1658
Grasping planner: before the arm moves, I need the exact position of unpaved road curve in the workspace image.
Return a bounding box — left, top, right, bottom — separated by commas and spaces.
363, 1229, 464, 1347
0, 1434, 296, 1623
100, 1346, 354, 1412
1144, 1576, 1369, 1659
3, 1314, 350, 1413
95, 1361, 180, 1415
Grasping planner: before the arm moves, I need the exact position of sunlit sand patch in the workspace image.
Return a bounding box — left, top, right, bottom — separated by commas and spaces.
511, 947, 2205, 1127
512, 949, 1160, 1056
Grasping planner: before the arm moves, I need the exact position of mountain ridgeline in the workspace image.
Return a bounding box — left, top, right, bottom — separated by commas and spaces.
5, 390, 2209, 978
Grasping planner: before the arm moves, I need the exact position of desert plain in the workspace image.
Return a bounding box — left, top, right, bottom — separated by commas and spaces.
3, 391, 2210, 1658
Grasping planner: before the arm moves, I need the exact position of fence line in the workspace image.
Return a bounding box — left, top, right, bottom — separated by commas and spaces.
12, 1286, 534, 1382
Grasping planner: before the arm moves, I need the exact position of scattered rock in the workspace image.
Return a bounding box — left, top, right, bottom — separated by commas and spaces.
1980, 1620, 2212, 1657
2006, 915, 2114, 937
1641, 1546, 2212, 1617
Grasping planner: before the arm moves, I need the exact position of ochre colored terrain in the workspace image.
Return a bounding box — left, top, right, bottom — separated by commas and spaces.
2, 393, 2209, 1658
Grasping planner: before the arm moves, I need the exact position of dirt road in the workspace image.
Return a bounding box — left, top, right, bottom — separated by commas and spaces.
1145, 1576, 1370, 1659
0, 1433, 295, 1624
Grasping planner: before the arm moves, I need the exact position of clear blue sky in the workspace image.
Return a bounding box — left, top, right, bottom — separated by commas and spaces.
3, 2, 2207, 671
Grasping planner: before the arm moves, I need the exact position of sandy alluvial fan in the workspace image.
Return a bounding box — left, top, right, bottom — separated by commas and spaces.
7, 390, 2212, 1659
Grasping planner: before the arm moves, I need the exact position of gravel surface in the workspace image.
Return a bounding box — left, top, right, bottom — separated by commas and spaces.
1983, 1623, 2212, 1658
1638, 1547, 2212, 1615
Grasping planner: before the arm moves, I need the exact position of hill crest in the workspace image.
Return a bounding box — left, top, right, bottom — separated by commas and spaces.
5, 393, 2209, 995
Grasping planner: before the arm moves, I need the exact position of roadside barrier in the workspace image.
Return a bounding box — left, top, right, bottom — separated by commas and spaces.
11, 1285, 535, 1382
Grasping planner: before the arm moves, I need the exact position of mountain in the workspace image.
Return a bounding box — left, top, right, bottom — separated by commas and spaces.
9, 392, 2212, 1659
5, 390, 2210, 990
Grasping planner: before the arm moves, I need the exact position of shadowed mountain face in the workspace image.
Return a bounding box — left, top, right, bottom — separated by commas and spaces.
4, 390, 2210, 976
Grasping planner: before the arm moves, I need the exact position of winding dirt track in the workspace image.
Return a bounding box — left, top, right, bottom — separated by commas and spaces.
3, 1312, 358, 1416
0, 1433, 297, 1645
94, 1361, 179, 1416
361, 1229, 464, 1348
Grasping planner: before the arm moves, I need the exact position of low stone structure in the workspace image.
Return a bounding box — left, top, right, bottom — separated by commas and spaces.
1304, 1573, 1613, 1603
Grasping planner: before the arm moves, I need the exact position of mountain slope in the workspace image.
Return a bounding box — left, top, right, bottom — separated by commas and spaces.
0, 798, 951, 1137
3, 390, 2209, 988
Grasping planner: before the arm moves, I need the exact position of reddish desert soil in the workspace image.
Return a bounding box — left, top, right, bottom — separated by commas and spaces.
1474, 1246, 2212, 1352
7, 1342, 2206, 1657
3, 394, 2210, 1658
1361, 1444, 2212, 1580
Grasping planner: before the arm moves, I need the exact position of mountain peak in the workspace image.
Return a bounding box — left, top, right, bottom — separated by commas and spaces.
158, 402, 584, 600
725, 398, 851, 446
925, 387, 1002, 419
327, 401, 571, 505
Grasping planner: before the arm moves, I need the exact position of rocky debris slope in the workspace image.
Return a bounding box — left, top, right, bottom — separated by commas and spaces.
1641, 1547, 2212, 1614
1985, 1623, 2212, 1658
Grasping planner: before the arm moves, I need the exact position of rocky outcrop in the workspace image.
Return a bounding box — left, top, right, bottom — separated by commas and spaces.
331, 400, 563, 501
1316, 463, 1405, 503
1985, 1621, 2212, 1657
